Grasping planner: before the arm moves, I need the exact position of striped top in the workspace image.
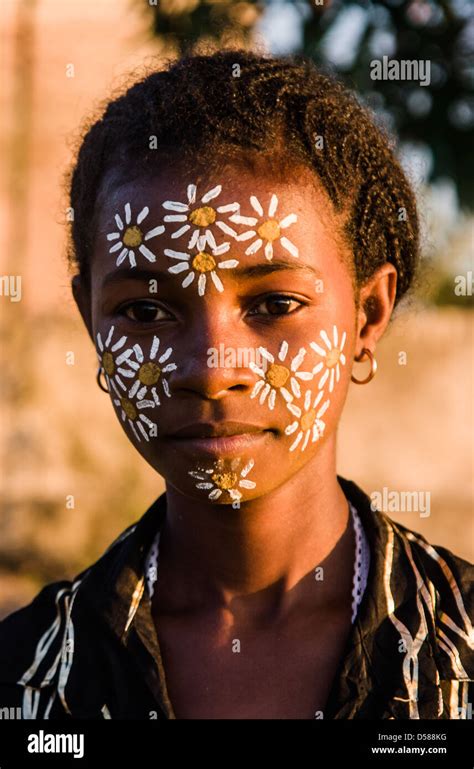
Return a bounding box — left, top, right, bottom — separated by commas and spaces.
0, 476, 472, 720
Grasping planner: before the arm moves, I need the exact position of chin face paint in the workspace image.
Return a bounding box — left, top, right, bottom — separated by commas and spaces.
189, 457, 256, 502
165, 236, 239, 296
107, 203, 165, 267
249, 340, 314, 410
230, 193, 299, 261
162, 183, 240, 249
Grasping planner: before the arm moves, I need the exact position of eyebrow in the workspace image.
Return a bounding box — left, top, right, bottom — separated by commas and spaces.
102, 260, 322, 288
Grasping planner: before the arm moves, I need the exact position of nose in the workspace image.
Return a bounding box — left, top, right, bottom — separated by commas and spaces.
167, 308, 259, 401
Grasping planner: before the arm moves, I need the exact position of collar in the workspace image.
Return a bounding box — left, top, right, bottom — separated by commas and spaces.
77, 475, 467, 719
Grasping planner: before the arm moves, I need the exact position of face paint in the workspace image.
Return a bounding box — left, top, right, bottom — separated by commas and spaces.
189, 457, 256, 502
106, 203, 165, 267
165, 235, 239, 296
162, 183, 240, 249
109, 376, 158, 443
249, 340, 314, 410
97, 327, 175, 443
230, 193, 299, 261
96, 326, 134, 389
285, 389, 330, 452
121, 336, 177, 407
310, 325, 347, 393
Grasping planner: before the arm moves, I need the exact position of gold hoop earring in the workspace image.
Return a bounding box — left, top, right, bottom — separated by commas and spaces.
96, 366, 109, 393
351, 348, 377, 385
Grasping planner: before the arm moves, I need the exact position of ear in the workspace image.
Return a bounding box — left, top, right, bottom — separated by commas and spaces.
71, 274, 94, 344
354, 263, 398, 355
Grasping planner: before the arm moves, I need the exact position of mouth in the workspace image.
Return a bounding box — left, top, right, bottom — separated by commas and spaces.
167, 422, 275, 456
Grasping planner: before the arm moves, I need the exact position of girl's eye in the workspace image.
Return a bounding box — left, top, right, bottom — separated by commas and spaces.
121, 301, 170, 323
248, 295, 304, 317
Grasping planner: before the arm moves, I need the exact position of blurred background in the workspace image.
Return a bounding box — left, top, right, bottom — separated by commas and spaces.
0, 0, 473, 618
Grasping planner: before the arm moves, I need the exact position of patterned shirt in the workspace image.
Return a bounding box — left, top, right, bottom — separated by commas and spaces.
0, 476, 472, 720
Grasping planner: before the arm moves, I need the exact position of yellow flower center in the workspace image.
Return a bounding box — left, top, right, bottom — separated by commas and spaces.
122, 225, 143, 248
189, 206, 216, 228
138, 362, 161, 386
257, 219, 281, 242
300, 408, 316, 432
211, 471, 238, 490
120, 398, 137, 421
325, 348, 341, 368
266, 363, 290, 388
102, 351, 115, 376
192, 251, 216, 273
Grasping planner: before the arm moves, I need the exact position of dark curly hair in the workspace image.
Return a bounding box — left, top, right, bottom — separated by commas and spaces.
68, 50, 419, 307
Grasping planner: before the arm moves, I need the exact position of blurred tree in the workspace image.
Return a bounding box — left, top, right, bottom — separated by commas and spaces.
139, 0, 473, 207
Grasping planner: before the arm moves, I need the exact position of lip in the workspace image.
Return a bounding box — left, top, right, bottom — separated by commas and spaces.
167, 422, 273, 456
169, 421, 270, 439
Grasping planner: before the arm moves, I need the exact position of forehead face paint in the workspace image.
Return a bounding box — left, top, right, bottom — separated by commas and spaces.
165, 236, 239, 296
162, 183, 240, 249
189, 457, 256, 503
249, 340, 314, 410
230, 193, 299, 261
107, 203, 165, 268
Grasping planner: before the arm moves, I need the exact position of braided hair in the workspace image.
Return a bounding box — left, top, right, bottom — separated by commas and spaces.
68, 50, 419, 307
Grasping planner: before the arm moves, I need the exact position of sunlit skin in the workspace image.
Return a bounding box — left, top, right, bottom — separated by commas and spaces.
73, 162, 397, 718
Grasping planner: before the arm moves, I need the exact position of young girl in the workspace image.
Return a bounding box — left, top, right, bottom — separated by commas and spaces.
0, 51, 472, 720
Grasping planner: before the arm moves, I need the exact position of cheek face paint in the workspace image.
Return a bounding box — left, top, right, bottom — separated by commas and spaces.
106, 202, 164, 268
285, 389, 330, 452
121, 335, 177, 408
244, 327, 348, 453
310, 325, 347, 394
97, 327, 179, 443
229, 193, 299, 261
189, 457, 256, 503
249, 340, 314, 410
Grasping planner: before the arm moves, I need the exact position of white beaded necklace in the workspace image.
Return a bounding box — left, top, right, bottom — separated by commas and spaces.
145, 501, 370, 624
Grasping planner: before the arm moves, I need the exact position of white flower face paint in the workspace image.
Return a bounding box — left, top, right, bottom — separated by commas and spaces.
107, 203, 165, 267
310, 326, 347, 393
96, 326, 134, 390
249, 341, 314, 409
96, 325, 165, 442
109, 376, 158, 443
165, 235, 239, 296
117, 336, 177, 407
162, 183, 240, 249
230, 194, 299, 261
285, 389, 330, 452
189, 457, 256, 502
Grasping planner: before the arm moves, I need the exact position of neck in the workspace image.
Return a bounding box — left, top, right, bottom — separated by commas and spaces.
157, 435, 353, 619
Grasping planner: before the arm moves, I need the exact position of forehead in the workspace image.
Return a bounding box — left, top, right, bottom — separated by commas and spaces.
92, 164, 351, 284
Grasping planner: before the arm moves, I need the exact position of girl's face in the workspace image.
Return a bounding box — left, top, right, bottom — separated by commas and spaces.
83, 165, 359, 506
